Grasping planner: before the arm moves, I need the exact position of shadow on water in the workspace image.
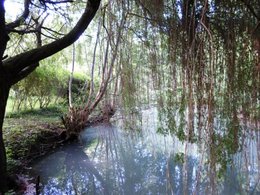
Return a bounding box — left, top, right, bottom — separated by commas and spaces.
26, 106, 260, 195
28, 140, 110, 194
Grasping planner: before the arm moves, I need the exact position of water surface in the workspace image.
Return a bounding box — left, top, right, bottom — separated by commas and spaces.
28, 107, 260, 195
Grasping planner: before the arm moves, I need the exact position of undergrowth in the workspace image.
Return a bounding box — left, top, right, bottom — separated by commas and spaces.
3, 106, 66, 173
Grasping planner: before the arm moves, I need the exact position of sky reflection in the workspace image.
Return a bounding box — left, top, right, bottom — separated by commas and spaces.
27, 107, 260, 195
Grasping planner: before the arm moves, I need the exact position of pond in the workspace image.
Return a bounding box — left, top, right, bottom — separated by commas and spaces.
27, 107, 260, 195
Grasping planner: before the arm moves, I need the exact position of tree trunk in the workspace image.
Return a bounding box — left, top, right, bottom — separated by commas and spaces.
0, 0, 101, 192
0, 71, 10, 193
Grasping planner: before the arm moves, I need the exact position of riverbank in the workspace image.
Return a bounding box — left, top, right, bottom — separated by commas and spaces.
3, 105, 114, 193
3, 107, 67, 193
3, 107, 66, 174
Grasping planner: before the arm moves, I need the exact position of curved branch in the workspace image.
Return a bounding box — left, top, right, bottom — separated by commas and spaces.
11, 63, 38, 84
4, 0, 101, 85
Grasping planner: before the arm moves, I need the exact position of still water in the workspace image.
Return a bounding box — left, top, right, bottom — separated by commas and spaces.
28, 107, 260, 195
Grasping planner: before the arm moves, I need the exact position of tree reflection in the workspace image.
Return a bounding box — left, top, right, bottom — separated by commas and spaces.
29, 106, 259, 194
30, 142, 109, 194
155, 83, 260, 194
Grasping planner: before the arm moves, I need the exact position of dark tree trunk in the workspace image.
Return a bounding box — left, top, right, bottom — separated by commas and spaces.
0, 91, 9, 193
0, 0, 10, 188
0, 67, 11, 193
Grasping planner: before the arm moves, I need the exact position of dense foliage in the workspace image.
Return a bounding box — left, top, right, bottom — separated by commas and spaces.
1, 0, 259, 193
10, 66, 91, 111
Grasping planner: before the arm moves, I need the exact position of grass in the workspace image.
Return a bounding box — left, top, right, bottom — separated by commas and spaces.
3, 104, 67, 173
6, 106, 65, 121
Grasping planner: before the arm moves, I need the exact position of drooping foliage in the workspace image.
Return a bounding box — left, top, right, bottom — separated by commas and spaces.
102, 0, 260, 135
1, 0, 259, 192
96, 0, 260, 189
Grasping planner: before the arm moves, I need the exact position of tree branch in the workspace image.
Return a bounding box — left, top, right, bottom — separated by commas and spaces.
40, 0, 74, 5
6, 0, 31, 31
11, 13, 45, 85
11, 63, 38, 85
42, 26, 66, 36
0, 0, 9, 59
3, 0, 101, 85
7, 29, 38, 35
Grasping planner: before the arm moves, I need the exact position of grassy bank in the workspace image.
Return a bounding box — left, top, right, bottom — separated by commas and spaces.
3, 105, 67, 173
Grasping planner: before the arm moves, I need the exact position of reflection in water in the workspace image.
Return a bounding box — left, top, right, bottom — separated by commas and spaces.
28, 107, 260, 195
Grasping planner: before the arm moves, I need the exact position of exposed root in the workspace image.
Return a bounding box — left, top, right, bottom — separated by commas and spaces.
61, 104, 116, 140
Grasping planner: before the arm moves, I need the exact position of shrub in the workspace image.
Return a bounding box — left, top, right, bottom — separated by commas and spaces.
11, 66, 68, 110
10, 65, 95, 111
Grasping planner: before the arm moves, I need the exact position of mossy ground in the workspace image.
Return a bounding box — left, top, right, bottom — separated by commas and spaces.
3, 106, 67, 173
3, 101, 112, 176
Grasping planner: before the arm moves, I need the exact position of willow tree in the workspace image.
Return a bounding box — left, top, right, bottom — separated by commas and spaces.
0, 0, 101, 192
